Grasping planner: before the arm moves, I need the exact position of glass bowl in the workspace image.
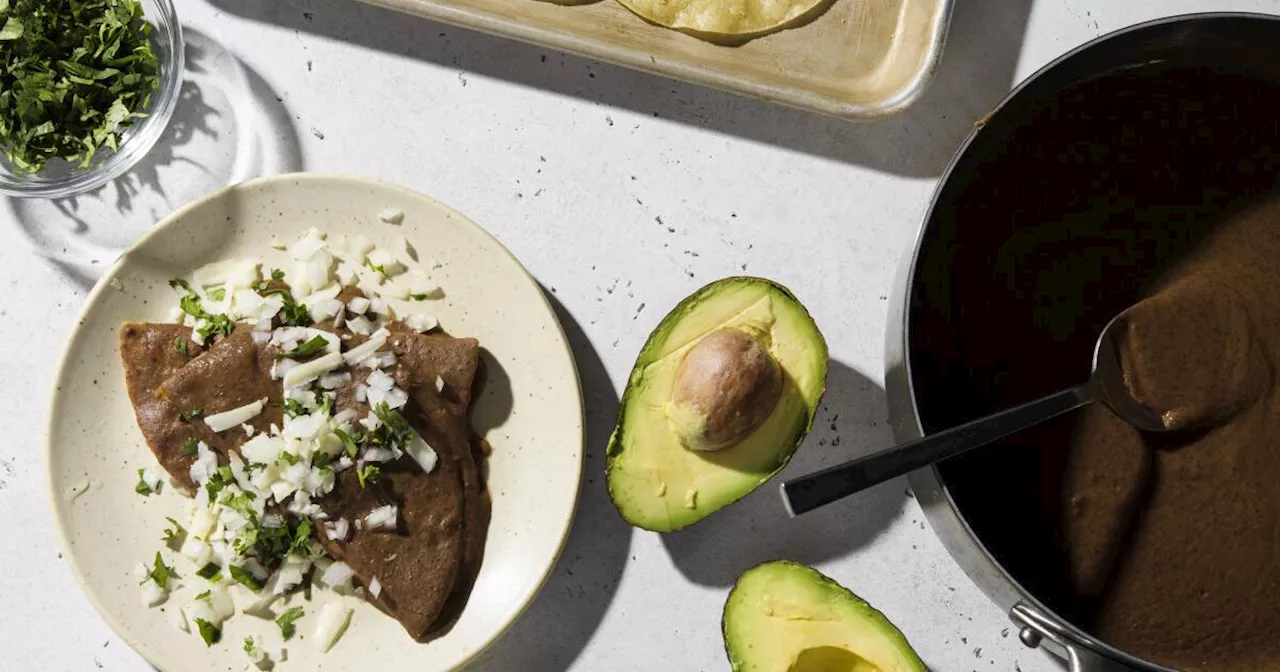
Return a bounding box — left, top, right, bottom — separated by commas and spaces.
0, 0, 184, 199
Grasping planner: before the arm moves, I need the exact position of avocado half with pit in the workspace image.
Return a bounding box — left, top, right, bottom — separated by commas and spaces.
606, 277, 828, 532
723, 561, 926, 672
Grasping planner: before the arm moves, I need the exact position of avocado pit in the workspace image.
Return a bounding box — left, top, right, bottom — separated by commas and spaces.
666, 326, 782, 452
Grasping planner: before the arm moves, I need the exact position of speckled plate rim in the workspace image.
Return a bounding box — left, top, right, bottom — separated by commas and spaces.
44, 172, 584, 671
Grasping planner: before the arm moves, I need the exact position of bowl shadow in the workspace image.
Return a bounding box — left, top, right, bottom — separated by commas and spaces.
661, 359, 908, 586
469, 288, 632, 670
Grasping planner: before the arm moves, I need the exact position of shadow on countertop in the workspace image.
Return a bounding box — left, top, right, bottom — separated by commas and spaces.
469, 289, 631, 670
204, 0, 1032, 178
661, 360, 908, 586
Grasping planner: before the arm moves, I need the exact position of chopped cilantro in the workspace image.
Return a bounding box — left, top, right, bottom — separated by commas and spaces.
370, 401, 413, 450
175, 336, 188, 357
312, 452, 334, 468
180, 437, 199, 456
260, 287, 311, 326
409, 293, 428, 301
228, 565, 263, 592
179, 408, 203, 422
169, 278, 234, 342
289, 518, 314, 556
134, 468, 157, 496
139, 551, 171, 589
195, 562, 221, 580
194, 618, 221, 646
195, 314, 234, 342
194, 589, 211, 601
242, 636, 256, 657
207, 287, 225, 301
333, 428, 360, 458
204, 467, 232, 499
275, 606, 304, 640
364, 259, 387, 276
357, 464, 381, 489
316, 391, 334, 416
279, 398, 306, 418
0, 0, 161, 173
271, 268, 285, 281
162, 517, 185, 548
276, 334, 328, 359
278, 451, 300, 465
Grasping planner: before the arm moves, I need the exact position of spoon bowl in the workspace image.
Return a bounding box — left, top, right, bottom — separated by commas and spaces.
781, 313, 1165, 516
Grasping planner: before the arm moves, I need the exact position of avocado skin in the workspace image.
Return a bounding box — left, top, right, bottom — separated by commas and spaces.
722, 560, 927, 672
605, 276, 828, 532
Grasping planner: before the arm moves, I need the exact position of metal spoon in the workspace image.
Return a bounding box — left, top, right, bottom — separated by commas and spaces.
781, 313, 1166, 517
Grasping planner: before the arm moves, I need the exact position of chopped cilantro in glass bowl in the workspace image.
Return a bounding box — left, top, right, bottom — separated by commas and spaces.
0, 0, 182, 198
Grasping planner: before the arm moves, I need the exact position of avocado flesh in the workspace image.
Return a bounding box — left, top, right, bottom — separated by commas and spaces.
723, 561, 926, 672
606, 277, 827, 532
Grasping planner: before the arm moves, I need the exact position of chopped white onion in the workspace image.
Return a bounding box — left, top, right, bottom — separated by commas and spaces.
283, 352, 344, 389
366, 369, 395, 391
354, 385, 367, 404
362, 447, 396, 463
368, 577, 382, 599
323, 518, 350, 542
378, 208, 404, 224
250, 330, 271, 345
406, 431, 438, 474
346, 315, 373, 336
320, 561, 354, 588
346, 296, 370, 315
141, 580, 167, 607
375, 352, 397, 368
320, 372, 352, 390
434, 375, 445, 393
364, 505, 398, 531
403, 313, 438, 333
313, 601, 353, 653
204, 398, 268, 433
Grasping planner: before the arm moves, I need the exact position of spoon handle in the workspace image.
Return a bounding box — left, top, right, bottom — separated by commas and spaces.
781, 384, 1094, 516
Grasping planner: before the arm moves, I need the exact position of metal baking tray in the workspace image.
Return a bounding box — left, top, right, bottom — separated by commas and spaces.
360, 0, 953, 120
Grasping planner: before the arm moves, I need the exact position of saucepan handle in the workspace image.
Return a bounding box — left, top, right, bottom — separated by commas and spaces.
1009, 602, 1152, 672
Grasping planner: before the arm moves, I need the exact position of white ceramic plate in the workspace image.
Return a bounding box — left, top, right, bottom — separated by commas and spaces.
46, 174, 583, 671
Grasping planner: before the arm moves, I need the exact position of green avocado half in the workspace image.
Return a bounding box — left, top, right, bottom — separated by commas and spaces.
605, 277, 828, 532
723, 561, 927, 672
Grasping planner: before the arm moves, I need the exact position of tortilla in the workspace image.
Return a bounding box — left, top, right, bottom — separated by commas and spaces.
120, 324, 283, 490
615, 0, 829, 40
120, 320, 491, 637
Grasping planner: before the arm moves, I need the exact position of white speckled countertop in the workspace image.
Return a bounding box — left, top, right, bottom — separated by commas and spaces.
2, 0, 1274, 669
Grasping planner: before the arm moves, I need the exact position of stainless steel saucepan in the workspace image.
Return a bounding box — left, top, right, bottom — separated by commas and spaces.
886, 13, 1280, 672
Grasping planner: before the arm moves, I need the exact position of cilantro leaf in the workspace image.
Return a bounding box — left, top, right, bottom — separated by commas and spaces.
333, 428, 360, 458
195, 562, 221, 581
410, 293, 428, 301
175, 336, 188, 357
276, 334, 328, 359
207, 287, 225, 301
162, 517, 185, 549
259, 287, 311, 326
195, 618, 221, 646
275, 606, 304, 640
180, 437, 199, 456
289, 518, 314, 556
179, 408, 203, 422
139, 551, 171, 589
228, 565, 263, 592
279, 398, 306, 418
357, 464, 381, 489
134, 468, 157, 496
